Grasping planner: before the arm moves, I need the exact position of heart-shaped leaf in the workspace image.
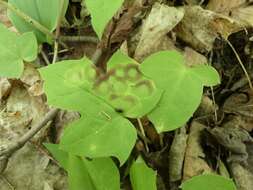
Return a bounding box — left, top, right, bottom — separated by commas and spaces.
140, 51, 220, 132
60, 116, 136, 165
85, 0, 124, 38
0, 24, 37, 78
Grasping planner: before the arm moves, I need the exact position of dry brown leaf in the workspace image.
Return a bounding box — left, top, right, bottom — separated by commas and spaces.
230, 6, 253, 26
0, 78, 11, 100
183, 121, 213, 181
20, 64, 44, 96
134, 3, 184, 61
207, 0, 246, 14
175, 6, 242, 52
183, 47, 208, 67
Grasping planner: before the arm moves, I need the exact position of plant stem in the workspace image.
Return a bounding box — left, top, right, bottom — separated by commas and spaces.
226, 39, 253, 90
60, 35, 99, 43
52, 0, 65, 64
137, 118, 149, 152
0, 0, 54, 39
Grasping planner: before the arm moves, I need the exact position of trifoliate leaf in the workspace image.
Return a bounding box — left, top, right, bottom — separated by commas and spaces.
85, 0, 124, 38
130, 157, 157, 190
8, 0, 68, 43
140, 51, 220, 132
0, 24, 37, 78
180, 174, 237, 190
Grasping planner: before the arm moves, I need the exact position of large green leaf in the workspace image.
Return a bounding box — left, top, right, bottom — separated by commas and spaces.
0, 24, 37, 78
39, 58, 137, 164
180, 174, 237, 190
45, 144, 120, 190
8, 0, 69, 43
140, 51, 220, 132
60, 117, 136, 165
130, 157, 157, 190
85, 0, 124, 38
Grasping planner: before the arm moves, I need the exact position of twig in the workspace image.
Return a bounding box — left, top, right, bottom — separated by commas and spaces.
226, 39, 253, 90
40, 50, 50, 65
52, 0, 65, 64
92, 48, 103, 66
0, 0, 54, 39
137, 118, 149, 152
0, 108, 59, 174
0, 175, 15, 190
60, 36, 99, 43
208, 51, 218, 122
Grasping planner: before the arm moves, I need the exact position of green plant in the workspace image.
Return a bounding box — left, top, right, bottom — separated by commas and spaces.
0, 0, 237, 190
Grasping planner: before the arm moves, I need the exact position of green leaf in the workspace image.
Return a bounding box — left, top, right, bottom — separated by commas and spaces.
107, 50, 138, 69
44, 144, 120, 190
140, 51, 220, 132
130, 157, 157, 190
97, 51, 163, 118
85, 0, 124, 38
0, 24, 37, 78
180, 174, 237, 190
60, 116, 137, 165
8, 0, 69, 43
39, 58, 137, 164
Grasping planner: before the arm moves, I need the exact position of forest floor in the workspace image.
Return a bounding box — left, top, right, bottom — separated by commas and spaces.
1, 0, 253, 190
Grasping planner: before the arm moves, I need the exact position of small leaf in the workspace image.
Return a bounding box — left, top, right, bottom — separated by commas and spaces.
140, 51, 220, 132
0, 24, 37, 78
130, 157, 157, 190
180, 174, 237, 190
60, 117, 137, 165
44, 144, 120, 190
85, 0, 124, 38
8, 0, 69, 43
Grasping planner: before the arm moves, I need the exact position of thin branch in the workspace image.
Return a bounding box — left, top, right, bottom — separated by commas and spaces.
137, 118, 149, 152
0, 0, 54, 39
92, 48, 103, 65
60, 36, 99, 43
0, 108, 59, 173
226, 39, 253, 90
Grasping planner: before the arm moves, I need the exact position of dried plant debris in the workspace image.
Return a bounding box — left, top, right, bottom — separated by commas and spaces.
183, 121, 213, 181
175, 6, 242, 52
134, 3, 184, 61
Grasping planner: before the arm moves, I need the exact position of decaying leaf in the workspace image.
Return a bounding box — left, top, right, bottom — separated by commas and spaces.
230, 6, 253, 26
134, 3, 184, 61
20, 64, 43, 96
183, 121, 213, 181
0, 78, 11, 99
207, 0, 246, 14
175, 6, 242, 52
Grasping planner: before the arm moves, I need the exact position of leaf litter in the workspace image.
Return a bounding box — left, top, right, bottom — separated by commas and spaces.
1, 0, 253, 190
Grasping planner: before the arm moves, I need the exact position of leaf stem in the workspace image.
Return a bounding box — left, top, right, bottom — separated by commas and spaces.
226, 39, 253, 90
0, 0, 54, 39
52, 0, 65, 64
137, 118, 149, 152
